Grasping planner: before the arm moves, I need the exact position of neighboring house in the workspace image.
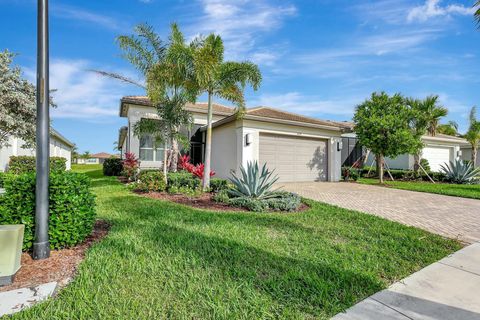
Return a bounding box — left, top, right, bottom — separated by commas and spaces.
342, 132, 467, 172
77, 152, 117, 165
460, 143, 480, 167
0, 128, 74, 172
118, 96, 350, 182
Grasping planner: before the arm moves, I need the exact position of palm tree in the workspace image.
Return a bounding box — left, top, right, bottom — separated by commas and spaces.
465, 106, 480, 167
193, 34, 262, 189
437, 121, 459, 136
82, 151, 91, 160
475, 1, 480, 27
71, 144, 79, 163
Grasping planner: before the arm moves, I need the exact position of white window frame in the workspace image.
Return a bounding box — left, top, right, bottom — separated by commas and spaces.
139, 135, 166, 162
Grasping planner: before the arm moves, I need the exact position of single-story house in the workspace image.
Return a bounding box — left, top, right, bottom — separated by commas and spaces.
118, 96, 351, 182
0, 128, 74, 172
460, 143, 480, 167
342, 132, 469, 172
76, 152, 117, 165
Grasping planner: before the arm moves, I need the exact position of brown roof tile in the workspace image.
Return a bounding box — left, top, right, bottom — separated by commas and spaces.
91, 152, 115, 159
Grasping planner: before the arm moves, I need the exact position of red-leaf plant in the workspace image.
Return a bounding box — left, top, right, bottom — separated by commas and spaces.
123, 152, 139, 181
179, 154, 215, 180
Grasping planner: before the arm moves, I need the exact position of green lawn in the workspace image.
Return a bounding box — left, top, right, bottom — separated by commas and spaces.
10, 167, 461, 319
359, 178, 480, 200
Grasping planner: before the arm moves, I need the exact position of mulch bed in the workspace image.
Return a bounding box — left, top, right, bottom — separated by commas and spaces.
138, 191, 310, 213
0, 220, 110, 293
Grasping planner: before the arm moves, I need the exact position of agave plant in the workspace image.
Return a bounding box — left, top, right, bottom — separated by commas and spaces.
229, 161, 279, 199
440, 159, 480, 184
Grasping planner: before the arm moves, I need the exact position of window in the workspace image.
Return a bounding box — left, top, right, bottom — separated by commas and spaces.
139, 135, 166, 161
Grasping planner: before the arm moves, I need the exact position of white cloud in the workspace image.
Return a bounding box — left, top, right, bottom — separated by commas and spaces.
251, 92, 361, 117
188, 0, 296, 63
52, 5, 125, 31
407, 0, 475, 23
27, 59, 140, 120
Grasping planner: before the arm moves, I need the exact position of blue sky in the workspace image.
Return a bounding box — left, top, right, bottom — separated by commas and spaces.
1, 0, 479, 153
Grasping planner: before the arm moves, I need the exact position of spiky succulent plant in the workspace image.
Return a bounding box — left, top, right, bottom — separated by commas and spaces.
229, 161, 279, 199
440, 159, 480, 184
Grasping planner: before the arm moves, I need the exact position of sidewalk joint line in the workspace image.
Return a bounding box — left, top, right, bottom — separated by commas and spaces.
370, 297, 415, 320
438, 261, 480, 277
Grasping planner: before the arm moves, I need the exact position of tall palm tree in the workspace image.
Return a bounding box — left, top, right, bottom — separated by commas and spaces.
193, 34, 262, 189
421, 95, 448, 136
465, 106, 480, 167
437, 121, 459, 136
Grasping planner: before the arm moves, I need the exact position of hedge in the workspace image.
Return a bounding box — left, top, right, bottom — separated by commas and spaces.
346, 167, 446, 182
0, 171, 96, 251
103, 158, 123, 176
134, 171, 166, 192
8, 156, 66, 174
167, 171, 200, 191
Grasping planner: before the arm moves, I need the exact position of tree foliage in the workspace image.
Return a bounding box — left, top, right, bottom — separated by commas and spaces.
0, 50, 36, 148
475, 1, 480, 27
353, 92, 423, 183
437, 121, 459, 136
465, 106, 480, 166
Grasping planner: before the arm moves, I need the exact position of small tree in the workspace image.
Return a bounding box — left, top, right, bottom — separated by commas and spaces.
353, 92, 422, 183
465, 106, 480, 167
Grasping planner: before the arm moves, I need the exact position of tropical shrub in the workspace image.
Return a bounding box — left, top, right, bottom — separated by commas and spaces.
0, 172, 5, 187
342, 167, 360, 181
440, 159, 480, 184
167, 171, 200, 190
133, 171, 166, 192
210, 178, 229, 192
8, 156, 66, 174
0, 171, 96, 251
103, 158, 123, 176
226, 192, 301, 212
228, 197, 268, 212
420, 158, 431, 172
229, 161, 279, 199
122, 152, 139, 181
179, 155, 215, 180
212, 189, 230, 203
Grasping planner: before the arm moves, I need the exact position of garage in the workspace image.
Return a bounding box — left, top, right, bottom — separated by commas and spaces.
422, 146, 453, 172
259, 133, 328, 182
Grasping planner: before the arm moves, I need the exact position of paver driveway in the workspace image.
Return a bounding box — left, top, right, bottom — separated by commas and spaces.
280, 182, 480, 244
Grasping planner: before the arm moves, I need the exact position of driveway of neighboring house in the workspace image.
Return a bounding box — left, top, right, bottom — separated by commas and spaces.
280, 182, 480, 244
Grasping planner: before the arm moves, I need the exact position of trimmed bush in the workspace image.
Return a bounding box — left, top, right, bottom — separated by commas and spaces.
134, 171, 166, 192
103, 158, 123, 176
347, 167, 446, 182
0, 172, 4, 187
8, 156, 66, 174
228, 197, 268, 212
0, 171, 96, 251
210, 178, 229, 192
222, 191, 302, 212
167, 171, 200, 191
263, 192, 302, 212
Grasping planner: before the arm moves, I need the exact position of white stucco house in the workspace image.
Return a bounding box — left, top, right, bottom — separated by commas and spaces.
117, 96, 350, 182
0, 128, 74, 172
76, 152, 117, 165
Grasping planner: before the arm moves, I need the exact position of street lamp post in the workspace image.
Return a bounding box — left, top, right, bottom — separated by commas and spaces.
33, 0, 50, 260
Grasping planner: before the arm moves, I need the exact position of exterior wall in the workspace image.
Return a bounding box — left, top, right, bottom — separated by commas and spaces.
0, 135, 72, 172
125, 104, 227, 169
461, 146, 480, 166
210, 122, 237, 179
215, 119, 343, 182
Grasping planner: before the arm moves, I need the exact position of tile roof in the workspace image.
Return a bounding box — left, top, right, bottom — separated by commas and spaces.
91, 152, 115, 159
245, 107, 352, 129
120, 96, 234, 116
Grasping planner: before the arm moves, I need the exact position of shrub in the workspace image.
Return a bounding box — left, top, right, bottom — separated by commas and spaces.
8, 156, 66, 174
224, 190, 301, 212
440, 159, 480, 184
179, 155, 215, 180
103, 158, 123, 176
0, 172, 5, 187
168, 185, 202, 197
356, 167, 446, 182
212, 189, 230, 203
420, 158, 431, 172
167, 171, 200, 191
228, 197, 268, 212
229, 161, 279, 199
122, 152, 139, 181
263, 192, 302, 212
210, 178, 229, 192
0, 171, 96, 251
342, 167, 359, 181
134, 171, 166, 192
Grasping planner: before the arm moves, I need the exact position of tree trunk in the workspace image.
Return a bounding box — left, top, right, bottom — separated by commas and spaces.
202, 92, 213, 190
163, 141, 168, 184
473, 146, 478, 168
376, 154, 384, 184
413, 153, 420, 173
170, 138, 179, 172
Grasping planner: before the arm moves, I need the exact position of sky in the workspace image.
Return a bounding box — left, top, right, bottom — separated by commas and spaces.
1, 0, 479, 154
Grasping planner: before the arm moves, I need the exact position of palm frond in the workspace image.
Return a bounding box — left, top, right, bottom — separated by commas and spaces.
89, 69, 146, 89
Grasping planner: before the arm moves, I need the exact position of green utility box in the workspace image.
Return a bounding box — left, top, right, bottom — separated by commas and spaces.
0, 225, 24, 286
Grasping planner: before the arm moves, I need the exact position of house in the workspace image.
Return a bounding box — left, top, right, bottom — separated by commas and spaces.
342, 132, 467, 172
117, 96, 350, 182
0, 128, 74, 172
460, 143, 480, 167
77, 152, 117, 165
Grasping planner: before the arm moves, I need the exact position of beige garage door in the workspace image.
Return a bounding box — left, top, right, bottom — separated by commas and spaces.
259, 133, 328, 182
422, 146, 453, 172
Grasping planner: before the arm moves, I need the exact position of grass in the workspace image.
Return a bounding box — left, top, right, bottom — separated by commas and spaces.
358, 177, 480, 200
9, 167, 461, 319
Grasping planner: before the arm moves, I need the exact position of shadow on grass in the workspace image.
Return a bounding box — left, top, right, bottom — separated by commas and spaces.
103, 194, 384, 317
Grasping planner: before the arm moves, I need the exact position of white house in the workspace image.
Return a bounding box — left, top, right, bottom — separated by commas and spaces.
117, 96, 350, 182
76, 152, 117, 165
0, 128, 74, 172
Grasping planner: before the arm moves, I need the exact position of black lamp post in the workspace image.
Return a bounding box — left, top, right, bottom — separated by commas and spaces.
33, 0, 50, 260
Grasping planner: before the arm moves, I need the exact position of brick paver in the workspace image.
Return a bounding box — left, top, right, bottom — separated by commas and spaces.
280, 182, 480, 244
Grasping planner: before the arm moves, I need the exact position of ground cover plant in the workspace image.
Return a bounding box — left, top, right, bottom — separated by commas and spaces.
9, 165, 460, 319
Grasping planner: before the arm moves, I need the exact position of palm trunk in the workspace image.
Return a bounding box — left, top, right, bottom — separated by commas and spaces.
202, 92, 213, 190
413, 153, 420, 173
376, 154, 384, 184
170, 138, 179, 172
163, 141, 168, 184
473, 146, 478, 167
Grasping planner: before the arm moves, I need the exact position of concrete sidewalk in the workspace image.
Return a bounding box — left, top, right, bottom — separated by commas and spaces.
333, 242, 480, 320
